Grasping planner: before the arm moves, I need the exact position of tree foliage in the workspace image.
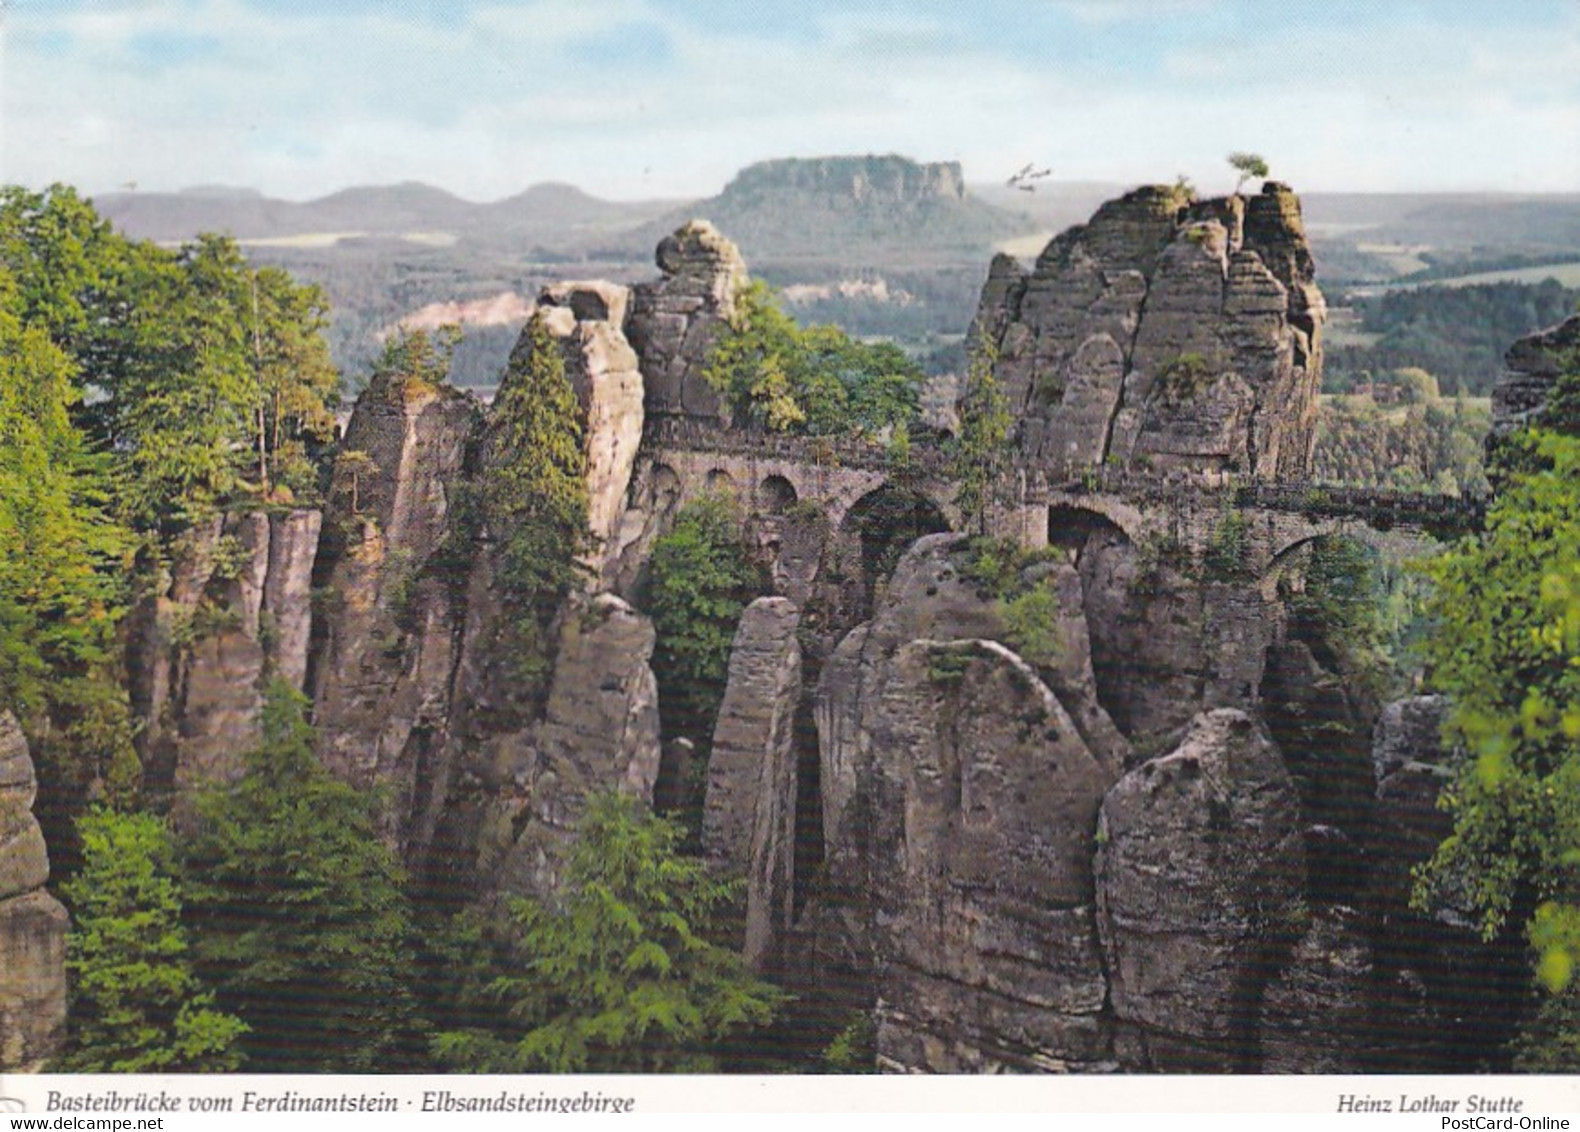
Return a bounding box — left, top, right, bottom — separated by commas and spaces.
1228, 151, 1270, 193
0, 186, 341, 534
1328, 280, 1580, 397
704, 280, 922, 436
1415, 423, 1580, 1065
182, 683, 424, 1072
481, 312, 590, 690
0, 265, 139, 861
432, 792, 786, 1072
59, 809, 246, 1072
0, 274, 129, 723
1312, 385, 1491, 496
951, 332, 1013, 535
642, 494, 762, 746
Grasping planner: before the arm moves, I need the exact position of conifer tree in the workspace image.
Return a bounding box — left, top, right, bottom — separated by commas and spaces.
59, 810, 246, 1072
432, 792, 785, 1072
183, 683, 424, 1072
483, 312, 590, 688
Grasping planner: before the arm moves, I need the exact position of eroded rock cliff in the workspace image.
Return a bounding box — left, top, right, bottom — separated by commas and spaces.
1493, 312, 1580, 435
128, 507, 323, 812
0, 714, 67, 1072
309, 285, 663, 900
974, 182, 1324, 480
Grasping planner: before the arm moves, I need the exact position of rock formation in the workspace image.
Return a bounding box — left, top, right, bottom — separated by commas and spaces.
723, 155, 967, 204
0, 714, 67, 1072
1493, 312, 1580, 435
310, 369, 477, 857
1256, 905, 1373, 1073
1095, 709, 1306, 1070
624, 220, 746, 420
974, 182, 1325, 480
534, 281, 645, 585
477, 594, 662, 901
704, 597, 803, 971
870, 640, 1114, 1072
89, 196, 1511, 1077
127, 507, 323, 809
812, 535, 1126, 1070
309, 288, 662, 896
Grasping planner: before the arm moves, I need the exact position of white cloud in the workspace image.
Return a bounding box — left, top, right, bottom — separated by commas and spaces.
2, 0, 1576, 199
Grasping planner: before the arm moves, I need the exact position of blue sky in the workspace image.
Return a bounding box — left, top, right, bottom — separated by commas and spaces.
3, 0, 1577, 200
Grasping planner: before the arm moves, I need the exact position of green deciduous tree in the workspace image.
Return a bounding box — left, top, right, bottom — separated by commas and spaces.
0, 185, 123, 355
59, 809, 246, 1072
704, 280, 922, 437
2, 187, 341, 533
1414, 426, 1580, 1067
245, 266, 340, 501
366, 323, 459, 397
1228, 152, 1270, 194
951, 332, 1013, 535
642, 493, 763, 746
0, 275, 128, 719
0, 270, 139, 862
182, 682, 424, 1072
432, 792, 786, 1073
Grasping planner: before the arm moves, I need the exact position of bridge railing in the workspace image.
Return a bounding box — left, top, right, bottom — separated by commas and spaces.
1049, 465, 1487, 531
641, 415, 954, 474
643, 415, 1487, 531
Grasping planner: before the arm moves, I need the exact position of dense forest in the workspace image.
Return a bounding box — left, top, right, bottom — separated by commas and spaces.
1327, 279, 1580, 395
4, 180, 1580, 1074
1311, 382, 1491, 496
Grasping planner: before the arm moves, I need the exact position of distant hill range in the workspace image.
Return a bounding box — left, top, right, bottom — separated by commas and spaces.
91, 180, 682, 250
86, 156, 1580, 387
94, 154, 1040, 267
93, 160, 1580, 279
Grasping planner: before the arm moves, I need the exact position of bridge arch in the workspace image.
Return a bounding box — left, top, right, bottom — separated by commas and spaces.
1260, 516, 1442, 598
758, 473, 798, 514
840, 483, 952, 609
1047, 502, 1135, 559
1043, 490, 1149, 547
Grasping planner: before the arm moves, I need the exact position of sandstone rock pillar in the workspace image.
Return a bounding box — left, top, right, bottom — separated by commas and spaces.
0, 714, 67, 1072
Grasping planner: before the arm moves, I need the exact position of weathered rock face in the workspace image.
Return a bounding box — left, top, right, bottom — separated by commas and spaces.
310, 372, 478, 856
975, 182, 1324, 480
1368, 694, 1456, 916
870, 641, 1115, 1072
128, 507, 323, 807
0, 714, 67, 1072
1362, 694, 1527, 1070
1095, 709, 1306, 1071
1075, 528, 1278, 741
302, 309, 672, 907
819, 534, 1128, 880
477, 595, 662, 901
1492, 313, 1580, 435
809, 534, 1128, 1069
535, 282, 644, 586
1257, 906, 1373, 1073
1261, 637, 1377, 903
704, 597, 802, 971
625, 221, 746, 421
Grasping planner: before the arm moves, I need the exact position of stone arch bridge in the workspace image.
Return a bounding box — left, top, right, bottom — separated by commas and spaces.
636, 417, 1486, 581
